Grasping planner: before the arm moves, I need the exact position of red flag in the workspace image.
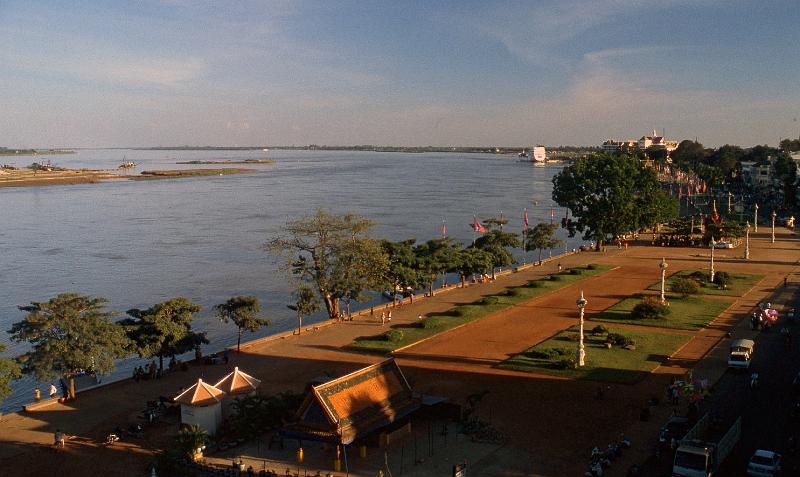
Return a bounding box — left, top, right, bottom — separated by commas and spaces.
441, 221, 446, 239
471, 215, 486, 233
499, 211, 504, 231
523, 208, 529, 230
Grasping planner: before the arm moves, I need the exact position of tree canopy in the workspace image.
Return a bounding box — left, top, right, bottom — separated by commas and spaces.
382, 239, 425, 303
266, 210, 388, 320
215, 296, 269, 352
471, 229, 521, 278
9, 293, 129, 399
121, 297, 207, 371
414, 238, 461, 295
525, 223, 565, 262
454, 247, 494, 286
0, 343, 22, 405
552, 153, 677, 248
287, 284, 320, 334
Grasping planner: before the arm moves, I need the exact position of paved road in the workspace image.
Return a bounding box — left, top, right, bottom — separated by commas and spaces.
638, 285, 800, 476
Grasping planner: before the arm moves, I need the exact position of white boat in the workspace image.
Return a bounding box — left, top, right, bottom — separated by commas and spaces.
531, 145, 546, 162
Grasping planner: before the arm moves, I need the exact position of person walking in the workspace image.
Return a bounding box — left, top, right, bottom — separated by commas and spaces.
387, 310, 392, 323
49, 383, 58, 399
54, 429, 65, 448
34, 388, 41, 402
381, 311, 386, 326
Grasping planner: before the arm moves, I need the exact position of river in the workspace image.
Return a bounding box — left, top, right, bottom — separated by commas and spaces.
0, 149, 588, 411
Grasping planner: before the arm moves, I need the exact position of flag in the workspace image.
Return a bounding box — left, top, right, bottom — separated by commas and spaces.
523, 208, 529, 231
499, 210, 504, 231
550, 207, 554, 225
441, 220, 447, 239
471, 215, 486, 233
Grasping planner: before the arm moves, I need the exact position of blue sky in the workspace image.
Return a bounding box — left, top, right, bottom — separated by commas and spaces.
1, 0, 799, 147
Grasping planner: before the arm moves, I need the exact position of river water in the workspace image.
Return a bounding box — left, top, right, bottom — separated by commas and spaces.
0, 149, 587, 411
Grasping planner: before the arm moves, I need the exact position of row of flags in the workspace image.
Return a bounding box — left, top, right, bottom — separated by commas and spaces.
437, 207, 555, 239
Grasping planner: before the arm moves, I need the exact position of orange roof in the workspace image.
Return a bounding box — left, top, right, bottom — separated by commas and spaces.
214, 367, 261, 394
283, 358, 420, 444
173, 379, 225, 406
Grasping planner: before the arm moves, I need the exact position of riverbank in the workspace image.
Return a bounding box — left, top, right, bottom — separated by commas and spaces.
0, 167, 257, 188
175, 159, 273, 164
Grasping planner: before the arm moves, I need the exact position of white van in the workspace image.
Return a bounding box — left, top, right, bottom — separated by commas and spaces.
729, 339, 755, 369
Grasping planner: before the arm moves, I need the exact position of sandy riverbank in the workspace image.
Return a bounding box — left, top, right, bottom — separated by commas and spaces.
0, 167, 257, 188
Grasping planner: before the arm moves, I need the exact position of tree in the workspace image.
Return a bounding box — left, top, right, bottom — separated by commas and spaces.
9, 293, 129, 400
525, 223, 565, 263
472, 229, 521, 279
176, 424, 209, 460
214, 296, 269, 352
266, 210, 388, 320
121, 297, 208, 372
414, 238, 462, 296
671, 140, 706, 169
644, 146, 668, 162
287, 284, 320, 334
779, 138, 800, 152
552, 153, 677, 249
454, 247, 494, 286
0, 343, 22, 406
773, 152, 798, 208
381, 239, 425, 305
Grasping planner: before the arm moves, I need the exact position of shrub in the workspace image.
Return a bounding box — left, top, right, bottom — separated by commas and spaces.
449, 308, 467, 317
549, 275, 563, 281
504, 288, 523, 297
605, 333, 634, 347
671, 277, 700, 297
527, 348, 568, 360
527, 280, 544, 288
587, 264, 598, 270
385, 330, 404, 342
591, 324, 609, 335
713, 271, 730, 288
569, 268, 582, 275
630, 297, 671, 320
553, 356, 576, 369
478, 296, 499, 306
688, 271, 706, 282
564, 332, 580, 342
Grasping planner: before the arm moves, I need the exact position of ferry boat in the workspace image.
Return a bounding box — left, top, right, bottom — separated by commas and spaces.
118, 158, 137, 169
518, 146, 547, 163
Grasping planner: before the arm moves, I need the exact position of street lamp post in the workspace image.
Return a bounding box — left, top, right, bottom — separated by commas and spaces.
772, 210, 777, 244
576, 291, 587, 368
709, 238, 716, 283
690, 215, 695, 239
754, 204, 759, 232
728, 192, 732, 214
660, 258, 668, 305
745, 221, 751, 260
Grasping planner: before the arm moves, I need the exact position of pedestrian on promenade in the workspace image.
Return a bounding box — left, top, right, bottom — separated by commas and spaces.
54, 429, 65, 448
381, 311, 386, 325
417, 314, 422, 321
149, 361, 157, 379
49, 383, 57, 399
785, 276, 789, 287
34, 388, 41, 402
223, 350, 229, 364
387, 311, 392, 323
370, 307, 374, 318
557, 263, 562, 272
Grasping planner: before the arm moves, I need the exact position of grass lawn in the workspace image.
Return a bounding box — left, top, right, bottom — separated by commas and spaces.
591, 293, 732, 330
648, 270, 763, 297
347, 264, 614, 353
499, 326, 691, 384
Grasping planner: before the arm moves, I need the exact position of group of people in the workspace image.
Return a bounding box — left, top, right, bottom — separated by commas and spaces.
133, 361, 160, 382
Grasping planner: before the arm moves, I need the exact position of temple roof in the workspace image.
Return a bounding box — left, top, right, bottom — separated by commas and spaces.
283, 358, 420, 444
214, 367, 261, 395
174, 379, 225, 406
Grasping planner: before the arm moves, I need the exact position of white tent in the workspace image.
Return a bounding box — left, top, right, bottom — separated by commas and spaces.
174, 379, 226, 435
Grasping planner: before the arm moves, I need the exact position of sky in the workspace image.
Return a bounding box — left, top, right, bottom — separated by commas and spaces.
1, 0, 800, 148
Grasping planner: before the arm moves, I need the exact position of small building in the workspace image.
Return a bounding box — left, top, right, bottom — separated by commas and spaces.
281, 358, 421, 446
174, 379, 226, 435
214, 366, 261, 416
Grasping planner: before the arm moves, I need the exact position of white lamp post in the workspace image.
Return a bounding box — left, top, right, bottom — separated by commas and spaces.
728, 192, 732, 213
754, 204, 759, 232
772, 210, 777, 243
745, 221, 751, 260
709, 238, 716, 283
660, 257, 669, 304
576, 291, 587, 368
690, 215, 695, 238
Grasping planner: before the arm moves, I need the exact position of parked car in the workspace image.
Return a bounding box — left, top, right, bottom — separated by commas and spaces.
746, 449, 781, 476
715, 241, 735, 249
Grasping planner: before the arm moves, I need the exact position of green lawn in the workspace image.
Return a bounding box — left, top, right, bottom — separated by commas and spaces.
648, 270, 762, 297
347, 264, 614, 353
591, 293, 732, 330
499, 326, 691, 384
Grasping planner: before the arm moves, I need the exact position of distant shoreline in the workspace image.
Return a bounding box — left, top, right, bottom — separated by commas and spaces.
175, 159, 273, 164
134, 145, 597, 155
0, 148, 75, 156
0, 167, 256, 188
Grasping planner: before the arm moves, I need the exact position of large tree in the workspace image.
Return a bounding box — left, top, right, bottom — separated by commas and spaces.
0, 343, 22, 406
472, 229, 521, 279
381, 239, 425, 305
414, 238, 461, 296
214, 296, 269, 352
9, 293, 129, 400
454, 247, 494, 286
552, 153, 678, 249
525, 223, 565, 262
266, 210, 388, 320
121, 297, 208, 372
671, 140, 706, 169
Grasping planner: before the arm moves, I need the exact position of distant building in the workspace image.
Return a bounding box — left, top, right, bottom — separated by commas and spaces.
602, 129, 677, 156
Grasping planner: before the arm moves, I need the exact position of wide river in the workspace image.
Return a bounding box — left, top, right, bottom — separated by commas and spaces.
0, 149, 588, 411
